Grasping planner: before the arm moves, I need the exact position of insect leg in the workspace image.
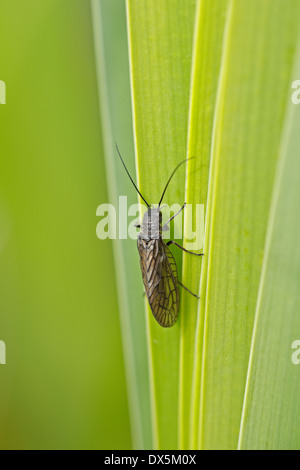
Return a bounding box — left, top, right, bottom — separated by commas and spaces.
166, 240, 204, 256
162, 203, 185, 231
178, 281, 199, 299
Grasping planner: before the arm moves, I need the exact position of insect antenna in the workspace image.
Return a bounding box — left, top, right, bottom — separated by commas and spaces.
158, 158, 193, 206
115, 143, 150, 208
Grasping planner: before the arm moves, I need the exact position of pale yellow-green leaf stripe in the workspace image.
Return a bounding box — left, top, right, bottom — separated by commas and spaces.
126, 0, 196, 449
238, 35, 300, 450
198, 0, 300, 450
179, 0, 231, 450
91, 0, 152, 449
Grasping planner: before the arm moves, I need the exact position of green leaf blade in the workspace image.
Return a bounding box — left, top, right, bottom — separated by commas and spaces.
239, 37, 300, 450
197, 0, 300, 450
126, 0, 196, 449
91, 0, 152, 449
179, 0, 231, 450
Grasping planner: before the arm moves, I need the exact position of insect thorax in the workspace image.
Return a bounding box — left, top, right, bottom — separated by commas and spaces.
138, 207, 162, 240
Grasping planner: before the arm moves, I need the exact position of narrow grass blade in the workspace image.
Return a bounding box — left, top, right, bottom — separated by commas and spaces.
91, 0, 152, 449
178, 0, 231, 449
198, 0, 300, 449
126, 0, 196, 449
238, 37, 300, 450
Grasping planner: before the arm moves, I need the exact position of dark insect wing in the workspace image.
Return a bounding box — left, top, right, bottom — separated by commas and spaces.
157, 243, 180, 327
137, 238, 180, 327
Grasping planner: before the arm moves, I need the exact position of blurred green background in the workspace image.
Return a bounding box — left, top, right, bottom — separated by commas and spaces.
0, 0, 132, 449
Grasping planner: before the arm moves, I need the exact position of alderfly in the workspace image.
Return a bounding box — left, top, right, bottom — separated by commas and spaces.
116, 144, 203, 328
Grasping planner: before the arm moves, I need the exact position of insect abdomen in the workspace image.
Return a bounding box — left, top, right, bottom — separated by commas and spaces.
137, 237, 179, 327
